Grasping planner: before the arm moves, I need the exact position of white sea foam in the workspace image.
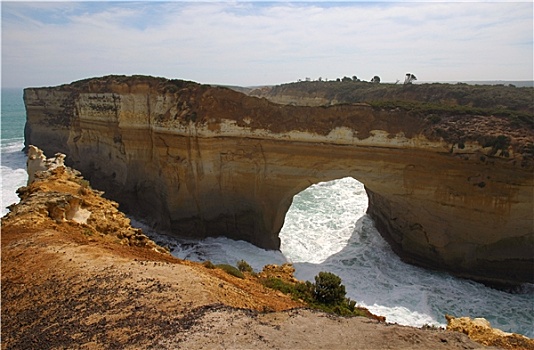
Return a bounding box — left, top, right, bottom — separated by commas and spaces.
1, 139, 27, 216
280, 177, 368, 264
131, 218, 289, 270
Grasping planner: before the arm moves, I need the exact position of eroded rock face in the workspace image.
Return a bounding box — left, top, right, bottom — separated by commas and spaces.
27, 145, 66, 184
24, 75, 534, 284
446, 315, 534, 350
6, 146, 166, 252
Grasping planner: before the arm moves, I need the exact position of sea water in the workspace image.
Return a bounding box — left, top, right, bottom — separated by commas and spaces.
1, 88, 28, 212
2, 88, 532, 337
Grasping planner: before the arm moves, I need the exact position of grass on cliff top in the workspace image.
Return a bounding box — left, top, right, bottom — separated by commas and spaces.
216, 264, 245, 279
261, 271, 368, 318
202, 260, 368, 318
202, 261, 246, 279
367, 100, 533, 128
269, 80, 533, 127
273, 80, 533, 113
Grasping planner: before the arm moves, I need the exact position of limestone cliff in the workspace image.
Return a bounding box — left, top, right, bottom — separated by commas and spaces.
24, 75, 534, 285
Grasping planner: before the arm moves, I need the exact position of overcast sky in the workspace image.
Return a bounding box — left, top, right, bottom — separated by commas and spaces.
2, 1, 532, 88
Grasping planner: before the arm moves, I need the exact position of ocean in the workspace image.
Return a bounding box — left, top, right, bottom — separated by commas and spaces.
2, 87, 533, 337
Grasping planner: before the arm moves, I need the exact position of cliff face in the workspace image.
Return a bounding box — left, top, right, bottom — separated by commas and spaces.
24, 75, 534, 285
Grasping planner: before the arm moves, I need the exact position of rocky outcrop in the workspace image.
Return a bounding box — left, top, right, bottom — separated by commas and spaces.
5, 146, 166, 252
446, 315, 534, 350
24, 75, 534, 285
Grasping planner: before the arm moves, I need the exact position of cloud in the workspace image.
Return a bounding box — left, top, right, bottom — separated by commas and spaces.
2, 1, 532, 87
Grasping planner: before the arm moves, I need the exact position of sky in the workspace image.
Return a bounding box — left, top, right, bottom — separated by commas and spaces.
1, 1, 533, 88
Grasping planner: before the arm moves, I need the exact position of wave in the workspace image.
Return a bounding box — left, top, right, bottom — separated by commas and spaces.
1, 139, 27, 216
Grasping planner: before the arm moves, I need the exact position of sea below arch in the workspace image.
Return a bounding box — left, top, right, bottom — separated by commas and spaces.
133, 177, 534, 336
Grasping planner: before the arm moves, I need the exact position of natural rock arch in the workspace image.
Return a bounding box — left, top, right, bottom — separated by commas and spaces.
277, 176, 368, 261
23, 76, 534, 285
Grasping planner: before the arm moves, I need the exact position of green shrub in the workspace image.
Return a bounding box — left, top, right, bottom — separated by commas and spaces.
259, 270, 363, 318
262, 277, 296, 294
261, 277, 314, 303
295, 280, 315, 298
202, 260, 215, 269
314, 271, 346, 305
77, 178, 91, 188
237, 259, 254, 273
83, 228, 94, 236
216, 264, 244, 279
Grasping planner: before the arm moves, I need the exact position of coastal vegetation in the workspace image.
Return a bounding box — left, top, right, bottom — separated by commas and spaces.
215, 259, 375, 318
237, 259, 255, 274
215, 263, 245, 279
259, 271, 372, 318
367, 99, 532, 122
254, 79, 533, 115
205, 259, 369, 318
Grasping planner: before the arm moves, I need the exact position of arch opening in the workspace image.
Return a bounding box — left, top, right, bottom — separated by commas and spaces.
279, 177, 368, 264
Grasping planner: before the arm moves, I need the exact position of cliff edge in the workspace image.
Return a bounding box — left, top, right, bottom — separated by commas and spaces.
23, 75, 534, 285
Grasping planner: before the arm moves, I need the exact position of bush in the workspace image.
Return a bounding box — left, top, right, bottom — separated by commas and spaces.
259, 270, 364, 318
216, 264, 244, 279
261, 277, 314, 302
262, 277, 297, 294
237, 259, 254, 273
483, 134, 511, 156
77, 178, 91, 188
83, 228, 94, 236
314, 271, 346, 305
202, 260, 215, 269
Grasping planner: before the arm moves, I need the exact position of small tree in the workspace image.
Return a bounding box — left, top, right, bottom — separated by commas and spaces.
404, 73, 417, 84
371, 76, 381, 83
314, 271, 346, 305
237, 259, 254, 273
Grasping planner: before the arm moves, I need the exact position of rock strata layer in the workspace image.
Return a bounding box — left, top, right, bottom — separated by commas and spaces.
24, 75, 534, 285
